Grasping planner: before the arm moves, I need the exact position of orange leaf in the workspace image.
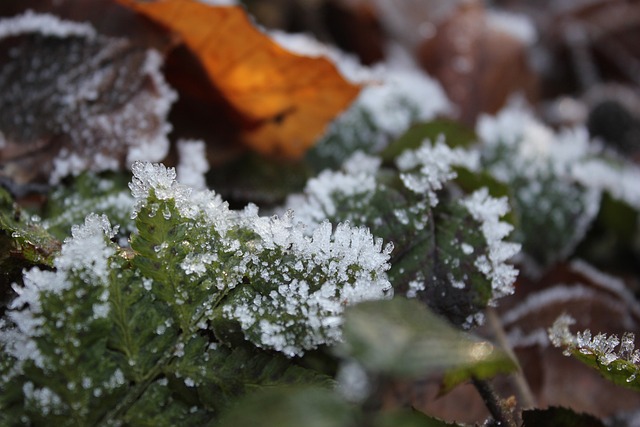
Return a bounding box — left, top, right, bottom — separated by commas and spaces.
116, 0, 360, 158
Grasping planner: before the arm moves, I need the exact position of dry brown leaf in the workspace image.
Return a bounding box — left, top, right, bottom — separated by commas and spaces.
117, 0, 360, 158
417, 1, 538, 125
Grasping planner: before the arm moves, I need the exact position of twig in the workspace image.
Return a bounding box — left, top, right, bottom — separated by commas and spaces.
472, 377, 517, 427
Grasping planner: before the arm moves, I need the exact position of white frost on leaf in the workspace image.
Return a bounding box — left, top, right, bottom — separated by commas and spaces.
396, 136, 479, 206
477, 103, 593, 181
1, 214, 116, 374
461, 188, 520, 301
224, 213, 394, 357
549, 314, 640, 370
0, 10, 96, 39
129, 161, 393, 357
284, 152, 380, 229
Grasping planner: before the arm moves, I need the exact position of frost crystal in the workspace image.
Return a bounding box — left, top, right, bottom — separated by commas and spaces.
461, 189, 520, 300
0, 13, 176, 183
224, 216, 393, 357
176, 139, 210, 191
397, 137, 479, 206
549, 315, 640, 370
284, 152, 380, 229
1, 214, 116, 374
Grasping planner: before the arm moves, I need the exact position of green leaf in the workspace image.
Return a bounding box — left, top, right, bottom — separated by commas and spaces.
217, 386, 359, 427
123, 379, 211, 427
341, 298, 517, 381
522, 407, 605, 427
0, 186, 59, 281
373, 409, 463, 427
287, 143, 519, 327
166, 338, 334, 412
208, 153, 311, 207
381, 120, 477, 163
44, 171, 135, 240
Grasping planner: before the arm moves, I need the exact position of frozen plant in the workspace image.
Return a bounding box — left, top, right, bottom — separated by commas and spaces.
0, 160, 393, 424
549, 314, 640, 388
286, 139, 519, 328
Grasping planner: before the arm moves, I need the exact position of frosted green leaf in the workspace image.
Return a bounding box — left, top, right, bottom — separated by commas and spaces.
286, 141, 519, 327
474, 103, 640, 269
307, 68, 450, 171
548, 314, 640, 391
43, 171, 135, 242
0, 187, 60, 293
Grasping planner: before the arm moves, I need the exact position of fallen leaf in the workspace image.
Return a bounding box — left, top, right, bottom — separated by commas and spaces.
0, 12, 176, 184
117, 0, 360, 158
417, 1, 538, 125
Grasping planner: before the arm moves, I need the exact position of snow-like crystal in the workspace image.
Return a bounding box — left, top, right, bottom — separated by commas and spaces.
0, 213, 116, 376
461, 189, 520, 300
284, 153, 379, 229
224, 206, 393, 356
176, 139, 209, 191
397, 137, 479, 206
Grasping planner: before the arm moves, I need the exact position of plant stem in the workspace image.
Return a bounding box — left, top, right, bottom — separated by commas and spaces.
486, 308, 536, 408
472, 377, 517, 427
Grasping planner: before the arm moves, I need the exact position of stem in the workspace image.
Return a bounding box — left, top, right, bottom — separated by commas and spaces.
486, 308, 536, 408
472, 377, 517, 427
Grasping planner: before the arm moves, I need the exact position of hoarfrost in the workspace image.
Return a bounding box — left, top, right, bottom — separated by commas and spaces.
397, 137, 479, 206
1, 214, 116, 374
224, 213, 394, 356
177, 139, 209, 191
461, 189, 520, 300
549, 314, 640, 370
0, 13, 176, 183
284, 152, 379, 229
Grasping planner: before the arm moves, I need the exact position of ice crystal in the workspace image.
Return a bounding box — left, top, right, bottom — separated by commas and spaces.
130, 161, 393, 356
1, 214, 116, 374
549, 315, 640, 370
0, 13, 176, 183
284, 152, 380, 229
176, 139, 209, 191
396, 137, 479, 206
476, 102, 604, 268
304, 43, 451, 168
461, 189, 520, 300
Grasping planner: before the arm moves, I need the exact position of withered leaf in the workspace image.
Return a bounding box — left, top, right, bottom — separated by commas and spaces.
117, 0, 360, 158
0, 12, 176, 184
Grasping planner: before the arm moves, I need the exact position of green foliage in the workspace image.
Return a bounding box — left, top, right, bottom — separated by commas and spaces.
341, 298, 516, 382
43, 171, 135, 240
380, 119, 477, 162
0, 186, 59, 269
217, 386, 359, 427
286, 140, 519, 327
0, 161, 394, 425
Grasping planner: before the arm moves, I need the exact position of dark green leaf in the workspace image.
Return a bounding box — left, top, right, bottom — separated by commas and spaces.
373, 409, 463, 427
381, 120, 477, 162
522, 406, 605, 427
217, 386, 358, 427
